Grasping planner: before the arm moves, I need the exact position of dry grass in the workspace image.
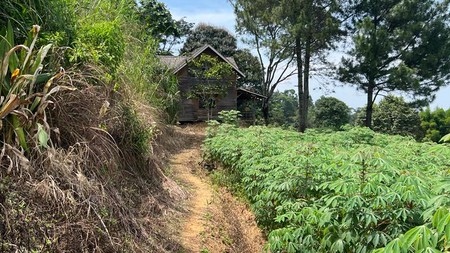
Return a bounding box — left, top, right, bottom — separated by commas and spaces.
201, 188, 267, 253
0, 64, 189, 252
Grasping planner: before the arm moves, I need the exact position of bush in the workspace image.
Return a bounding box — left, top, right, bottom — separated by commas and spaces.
70, 20, 125, 73
313, 96, 351, 129
420, 107, 450, 142
372, 96, 422, 139
218, 110, 241, 126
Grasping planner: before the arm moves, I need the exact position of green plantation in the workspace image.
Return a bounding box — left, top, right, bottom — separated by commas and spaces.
204, 125, 450, 253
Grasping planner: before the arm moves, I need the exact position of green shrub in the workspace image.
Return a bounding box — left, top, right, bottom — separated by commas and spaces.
420, 107, 450, 142
218, 110, 241, 126
70, 20, 124, 73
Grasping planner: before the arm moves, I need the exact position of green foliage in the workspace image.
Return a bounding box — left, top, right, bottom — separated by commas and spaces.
313, 96, 351, 129
187, 54, 234, 120
420, 107, 450, 142
234, 49, 263, 93
67, 0, 140, 74
218, 110, 242, 126
181, 24, 237, 57
204, 126, 450, 252
137, 0, 193, 54
441, 133, 450, 143
372, 96, 422, 139
119, 36, 180, 123
269, 89, 299, 128
0, 0, 76, 45
0, 24, 71, 151
339, 0, 450, 127
374, 197, 450, 252
121, 106, 152, 155
231, 0, 297, 123
71, 20, 124, 72
279, 0, 343, 132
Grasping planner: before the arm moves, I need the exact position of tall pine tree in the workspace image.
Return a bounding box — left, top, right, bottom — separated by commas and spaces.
339, 0, 450, 128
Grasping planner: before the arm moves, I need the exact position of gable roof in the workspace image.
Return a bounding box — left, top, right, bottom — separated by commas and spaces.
158, 44, 245, 77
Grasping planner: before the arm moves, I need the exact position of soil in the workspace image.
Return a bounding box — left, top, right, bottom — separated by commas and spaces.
170, 125, 266, 253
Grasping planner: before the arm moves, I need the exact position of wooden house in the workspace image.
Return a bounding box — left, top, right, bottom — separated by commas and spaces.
158, 45, 245, 122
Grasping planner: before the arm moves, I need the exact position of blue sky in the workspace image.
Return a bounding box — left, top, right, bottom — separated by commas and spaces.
160, 0, 450, 110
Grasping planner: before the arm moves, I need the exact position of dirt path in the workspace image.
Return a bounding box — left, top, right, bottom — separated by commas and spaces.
170, 126, 266, 253
171, 147, 213, 252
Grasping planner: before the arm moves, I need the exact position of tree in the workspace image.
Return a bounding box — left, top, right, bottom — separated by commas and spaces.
231, 0, 296, 124
313, 96, 350, 129
234, 48, 264, 93
280, 0, 343, 133
352, 106, 368, 126
234, 48, 265, 123
269, 89, 298, 128
180, 24, 237, 57
339, 0, 450, 128
372, 95, 421, 138
187, 54, 234, 120
420, 107, 450, 142
138, 0, 193, 54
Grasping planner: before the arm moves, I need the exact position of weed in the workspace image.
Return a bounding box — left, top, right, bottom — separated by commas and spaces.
200, 248, 210, 253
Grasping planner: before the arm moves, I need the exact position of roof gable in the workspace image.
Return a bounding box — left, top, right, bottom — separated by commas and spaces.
158, 45, 245, 77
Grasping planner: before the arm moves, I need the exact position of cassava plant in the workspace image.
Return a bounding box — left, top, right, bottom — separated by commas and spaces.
218, 110, 241, 126
0, 23, 72, 152
203, 126, 450, 252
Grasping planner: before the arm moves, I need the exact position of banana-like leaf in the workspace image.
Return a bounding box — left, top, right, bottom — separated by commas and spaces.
12, 114, 28, 152
3, 21, 19, 73
30, 44, 51, 74
439, 133, 450, 143
0, 94, 21, 119
1, 45, 29, 83
22, 25, 40, 71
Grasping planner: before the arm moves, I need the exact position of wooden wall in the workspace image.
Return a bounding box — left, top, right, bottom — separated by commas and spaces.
177, 64, 237, 122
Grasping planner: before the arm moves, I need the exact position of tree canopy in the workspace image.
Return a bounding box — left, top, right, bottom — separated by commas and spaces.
420, 107, 450, 142
280, 0, 343, 132
234, 48, 264, 93
339, 0, 450, 128
269, 89, 298, 128
180, 24, 237, 57
313, 96, 351, 129
138, 0, 193, 54
372, 95, 422, 139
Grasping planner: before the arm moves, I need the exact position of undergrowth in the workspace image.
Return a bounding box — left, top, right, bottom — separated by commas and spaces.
0, 21, 187, 252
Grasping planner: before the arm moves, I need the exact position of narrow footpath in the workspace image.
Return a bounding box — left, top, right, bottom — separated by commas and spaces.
170, 126, 266, 253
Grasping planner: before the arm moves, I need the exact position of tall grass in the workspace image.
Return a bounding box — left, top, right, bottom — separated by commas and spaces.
118, 36, 180, 124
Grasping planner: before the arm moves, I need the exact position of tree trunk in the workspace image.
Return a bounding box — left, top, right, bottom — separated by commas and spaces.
365, 82, 374, 128
262, 98, 270, 125
295, 37, 304, 132
300, 35, 311, 133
